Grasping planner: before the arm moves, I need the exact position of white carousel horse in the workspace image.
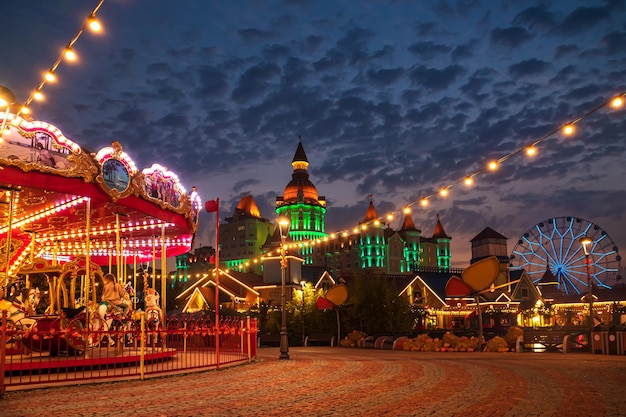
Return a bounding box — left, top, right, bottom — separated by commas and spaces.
144, 288, 163, 346
6, 288, 40, 329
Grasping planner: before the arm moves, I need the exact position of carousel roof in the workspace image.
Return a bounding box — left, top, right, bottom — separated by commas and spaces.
0, 112, 199, 277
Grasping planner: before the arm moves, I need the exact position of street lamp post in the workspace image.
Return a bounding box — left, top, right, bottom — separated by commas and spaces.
580, 237, 594, 331
278, 216, 291, 360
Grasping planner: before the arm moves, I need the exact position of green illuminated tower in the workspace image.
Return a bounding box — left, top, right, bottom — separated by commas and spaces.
398, 211, 421, 272
275, 142, 327, 264
358, 199, 386, 269
432, 214, 451, 269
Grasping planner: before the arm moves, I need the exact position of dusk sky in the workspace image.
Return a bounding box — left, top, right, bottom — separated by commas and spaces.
1, 0, 625, 270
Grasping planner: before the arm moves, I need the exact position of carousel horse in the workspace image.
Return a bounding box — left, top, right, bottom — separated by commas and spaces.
6, 287, 41, 329
144, 288, 163, 346
90, 286, 134, 347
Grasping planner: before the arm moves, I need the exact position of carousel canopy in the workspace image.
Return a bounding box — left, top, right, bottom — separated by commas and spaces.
0, 112, 199, 278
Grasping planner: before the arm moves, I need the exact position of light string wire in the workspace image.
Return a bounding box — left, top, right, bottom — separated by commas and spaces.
16, 0, 106, 118
231, 91, 625, 271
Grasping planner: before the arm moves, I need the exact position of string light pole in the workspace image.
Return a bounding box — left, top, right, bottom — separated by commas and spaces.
580, 236, 595, 331
278, 216, 291, 360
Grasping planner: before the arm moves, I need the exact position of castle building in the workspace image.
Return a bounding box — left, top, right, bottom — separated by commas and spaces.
214, 141, 453, 278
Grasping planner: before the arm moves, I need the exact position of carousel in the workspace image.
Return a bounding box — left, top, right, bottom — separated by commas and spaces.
0, 93, 200, 361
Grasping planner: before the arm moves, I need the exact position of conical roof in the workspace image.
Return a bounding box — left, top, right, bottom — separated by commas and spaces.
283, 141, 319, 203
235, 195, 261, 218
400, 212, 418, 231
362, 201, 379, 223
432, 214, 450, 239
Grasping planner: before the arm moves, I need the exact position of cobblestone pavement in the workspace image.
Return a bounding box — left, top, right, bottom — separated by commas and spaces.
2, 347, 626, 416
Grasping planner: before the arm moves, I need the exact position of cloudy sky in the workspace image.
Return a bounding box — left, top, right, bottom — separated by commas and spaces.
1, 0, 625, 270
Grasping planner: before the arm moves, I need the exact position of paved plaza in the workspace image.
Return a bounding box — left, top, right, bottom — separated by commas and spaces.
2, 347, 626, 416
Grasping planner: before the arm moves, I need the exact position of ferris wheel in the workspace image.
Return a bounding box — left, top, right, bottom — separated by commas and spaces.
510, 216, 622, 295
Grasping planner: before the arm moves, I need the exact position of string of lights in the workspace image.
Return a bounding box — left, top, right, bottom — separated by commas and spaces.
14, 0, 105, 118
231, 91, 625, 271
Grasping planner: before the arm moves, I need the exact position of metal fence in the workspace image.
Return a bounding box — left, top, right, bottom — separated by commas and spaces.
0, 310, 257, 393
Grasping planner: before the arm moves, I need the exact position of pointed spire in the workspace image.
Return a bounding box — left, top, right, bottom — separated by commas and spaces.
292, 136, 308, 165
400, 212, 418, 231
362, 200, 379, 223
432, 214, 450, 239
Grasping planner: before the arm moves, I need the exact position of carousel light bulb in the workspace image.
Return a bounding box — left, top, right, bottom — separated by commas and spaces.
611, 96, 624, 108
403, 207, 410, 214
488, 161, 498, 170
0, 98, 7, 107
440, 188, 448, 197
563, 124, 575, 135
526, 146, 536, 156
465, 176, 473, 186
33, 91, 44, 101
20, 106, 30, 115
420, 198, 429, 207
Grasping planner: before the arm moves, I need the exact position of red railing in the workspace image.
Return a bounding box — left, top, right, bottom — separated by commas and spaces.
0, 310, 258, 393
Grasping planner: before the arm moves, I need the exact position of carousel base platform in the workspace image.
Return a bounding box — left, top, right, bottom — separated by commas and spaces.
3, 347, 177, 373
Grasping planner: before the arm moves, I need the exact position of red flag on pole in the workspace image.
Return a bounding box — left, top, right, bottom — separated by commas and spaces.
205, 199, 218, 213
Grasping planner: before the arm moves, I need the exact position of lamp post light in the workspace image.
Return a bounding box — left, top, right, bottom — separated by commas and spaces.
580, 236, 594, 331
277, 216, 291, 360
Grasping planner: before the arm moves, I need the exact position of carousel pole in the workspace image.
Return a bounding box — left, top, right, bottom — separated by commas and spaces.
151, 235, 156, 290
133, 249, 137, 311
214, 199, 220, 369
2, 187, 19, 292
115, 212, 121, 282
84, 198, 91, 358
160, 224, 166, 324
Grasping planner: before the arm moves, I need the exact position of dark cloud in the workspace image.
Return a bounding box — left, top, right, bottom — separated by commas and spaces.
365, 68, 404, 87
451, 39, 477, 61
408, 41, 451, 60
601, 31, 626, 55
194, 66, 229, 97
556, 6, 610, 34
408, 64, 465, 91
554, 44, 579, 59
508, 59, 550, 77
237, 28, 276, 43
231, 62, 281, 102
512, 5, 556, 29
490, 27, 534, 48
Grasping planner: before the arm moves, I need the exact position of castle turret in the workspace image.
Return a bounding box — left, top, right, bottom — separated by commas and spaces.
275, 141, 328, 264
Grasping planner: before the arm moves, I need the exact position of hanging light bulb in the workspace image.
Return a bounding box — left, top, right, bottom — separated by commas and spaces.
87, 15, 102, 32
420, 198, 429, 207
611, 96, 624, 108
563, 124, 575, 135
464, 176, 473, 186
20, 106, 30, 115
64, 47, 77, 61
33, 90, 44, 101
0, 98, 7, 108
526, 146, 536, 156
45, 71, 56, 82
488, 161, 498, 170
403, 207, 410, 214
440, 188, 449, 197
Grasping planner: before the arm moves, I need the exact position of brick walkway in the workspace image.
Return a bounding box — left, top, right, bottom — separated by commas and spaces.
2, 347, 626, 416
